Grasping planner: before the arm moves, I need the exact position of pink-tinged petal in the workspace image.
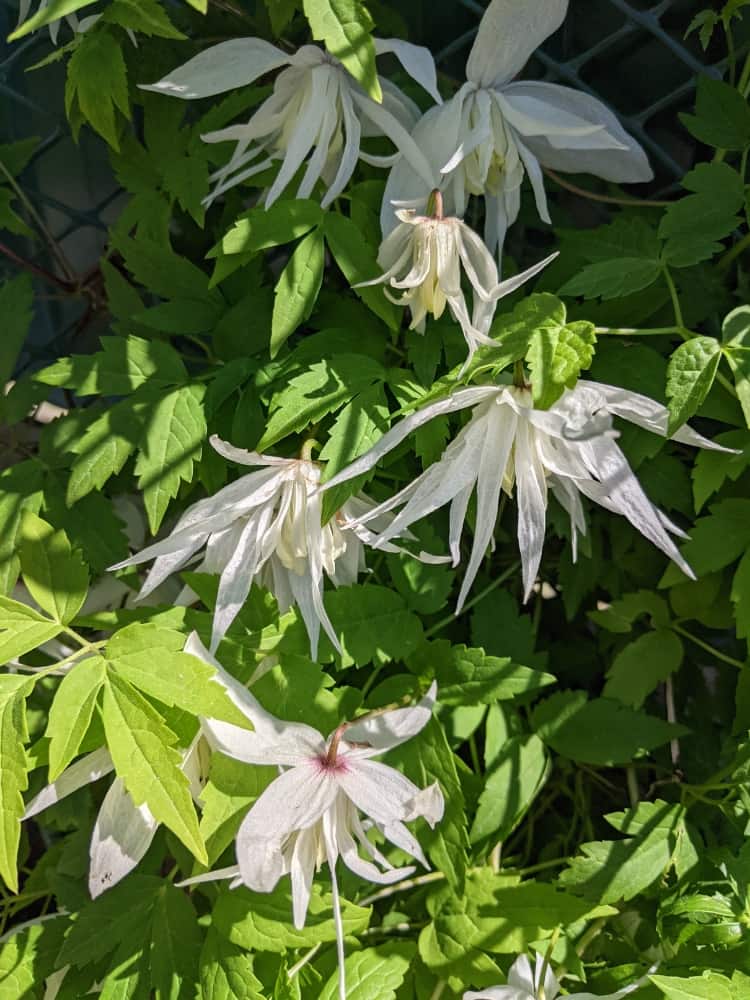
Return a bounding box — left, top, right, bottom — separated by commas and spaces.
342, 682, 438, 758
140, 39, 291, 99
374, 38, 442, 104
89, 778, 158, 898
338, 758, 425, 826
503, 83, 653, 183
24, 748, 114, 819
466, 0, 568, 88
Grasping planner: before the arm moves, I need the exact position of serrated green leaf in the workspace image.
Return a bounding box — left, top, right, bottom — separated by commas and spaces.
101, 672, 207, 863
0, 275, 33, 387
199, 927, 265, 1000
0, 917, 67, 997
650, 974, 733, 1000
0, 463, 44, 596
559, 258, 662, 301
102, 0, 186, 38
319, 943, 413, 1000
470, 733, 547, 844
200, 754, 274, 865
19, 512, 89, 625
532, 691, 687, 765
135, 384, 207, 533
303, 0, 381, 102
212, 882, 371, 952
34, 336, 187, 396
43, 483, 129, 575
723, 305, 750, 427
46, 654, 106, 780
603, 629, 683, 708
0, 678, 31, 892
150, 883, 201, 999
67, 400, 141, 504
211, 200, 323, 258
0, 595, 62, 664
666, 336, 722, 432
659, 498, 750, 584
681, 75, 750, 150
525, 298, 597, 409
660, 163, 744, 266
324, 584, 423, 668
65, 28, 130, 149
271, 228, 325, 357
324, 213, 399, 329
588, 589, 671, 633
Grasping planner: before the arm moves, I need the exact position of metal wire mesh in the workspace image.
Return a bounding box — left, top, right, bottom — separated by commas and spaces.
0, 0, 744, 366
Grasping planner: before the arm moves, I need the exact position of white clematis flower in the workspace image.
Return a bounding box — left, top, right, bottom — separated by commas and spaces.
361, 191, 557, 364
109, 436, 442, 659
465, 952, 650, 1000
383, 0, 652, 255
23, 737, 209, 899
320, 380, 733, 606
141, 36, 441, 208
182, 634, 444, 1000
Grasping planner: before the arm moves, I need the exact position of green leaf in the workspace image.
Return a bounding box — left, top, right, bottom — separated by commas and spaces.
0, 595, 62, 664
107, 623, 250, 725
150, 883, 201, 1000
390, 717, 468, 890
324, 213, 399, 329
135, 384, 207, 533
258, 355, 385, 450
650, 974, 734, 1000
303, 0, 381, 102
0, 275, 33, 386
271, 228, 325, 357
723, 305, 750, 427
102, 0, 186, 39
603, 629, 683, 708
211, 200, 323, 258
561, 800, 688, 904
200, 754, 273, 865
43, 482, 130, 575
681, 76, 750, 150
117, 234, 223, 311
19, 512, 89, 625
588, 589, 671, 633
34, 336, 187, 396
46, 654, 106, 780
0, 463, 44, 596
559, 258, 662, 301
101, 671, 207, 863
0, 678, 31, 892
65, 27, 130, 149
521, 295, 596, 409
659, 499, 750, 583
199, 927, 265, 1000
660, 163, 745, 266
9, 0, 97, 38
325, 584, 423, 668
471, 732, 547, 844
319, 943, 413, 1000
0, 918, 67, 997
533, 691, 687, 765
212, 882, 371, 952
666, 336, 722, 432
67, 399, 141, 504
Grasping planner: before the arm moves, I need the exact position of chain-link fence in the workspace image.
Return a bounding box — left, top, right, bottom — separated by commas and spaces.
0, 0, 744, 367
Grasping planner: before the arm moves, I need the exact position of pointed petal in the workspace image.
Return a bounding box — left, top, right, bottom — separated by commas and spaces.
176, 865, 241, 887
89, 778, 158, 898
140, 39, 291, 99
337, 758, 425, 827
374, 38, 442, 104
322, 85, 361, 208
463, 990, 525, 1000
24, 748, 114, 819
508, 953, 537, 992
290, 826, 319, 929
342, 682, 437, 757
514, 418, 548, 602
466, 0, 568, 88
210, 436, 296, 468
493, 252, 559, 300
353, 91, 436, 192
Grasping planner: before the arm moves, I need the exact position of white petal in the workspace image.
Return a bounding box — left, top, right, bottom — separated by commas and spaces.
210, 436, 295, 468
342, 682, 437, 757
89, 778, 158, 898
463, 990, 526, 1000
672, 424, 740, 453
338, 758, 426, 826
140, 38, 291, 99
374, 38, 441, 104
514, 418, 548, 602
24, 748, 114, 819
513, 134, 551, 224
497, 91, 620, 144
177, 865, 240, 887
322, 84, 361, 208
290, 826, 319, 929
266, 64, 329, 207
353, 91, 436, 192
494, 252, 559, 300
504, 82, 653, 183
320, 387, 501, 492
466, 0, 568, 88
508, 954, 537, 993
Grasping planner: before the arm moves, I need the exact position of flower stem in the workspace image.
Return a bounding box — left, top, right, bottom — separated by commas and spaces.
424, 561, 521, 638
328, 859, 347, 1000
427, 189, 444, 220
663, 267, 684, 330
672, 624, 746, 670
538, 926, 561, 1000
544, 168, 670, 207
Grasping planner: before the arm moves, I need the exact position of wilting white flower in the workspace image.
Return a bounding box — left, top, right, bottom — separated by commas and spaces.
465, 952, 651, 1000
362, 192, 557, 363
141, 36, 441, 208
23, 737, 209, 898
383, 0, 652, 254
321, 380, 733, 606
182, 634, 443, 1000
110, 436, 442, 658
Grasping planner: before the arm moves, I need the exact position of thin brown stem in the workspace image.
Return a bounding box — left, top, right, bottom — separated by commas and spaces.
544, 168, 670, 208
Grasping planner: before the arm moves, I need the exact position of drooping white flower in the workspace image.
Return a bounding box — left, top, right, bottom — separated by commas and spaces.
361, 191, 557, 364
464, 952, 650, 1000
383, 0, 652, 255
23, 737, 209, 898
141, 36, 441, 208
109, 436, 443, 658
320, 380, 733, 606
182, 634, 444, 1000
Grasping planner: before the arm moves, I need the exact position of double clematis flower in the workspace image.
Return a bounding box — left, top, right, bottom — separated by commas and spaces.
321, 380, 731, 606
362, 191, 557, 365
465, 952, 651, 1000
142, 36, 441, 207
184, 634, 444, 1000
110, 436, 443, 658
383, 0, 652, 255
23, 737, 209, 899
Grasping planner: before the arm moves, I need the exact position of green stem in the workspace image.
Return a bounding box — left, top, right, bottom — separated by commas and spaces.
0, 160, 75, 282
672, 624, 746, 670
663, 267, 684, 330
718, 230, 750, 273
424, 561, 521, 638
